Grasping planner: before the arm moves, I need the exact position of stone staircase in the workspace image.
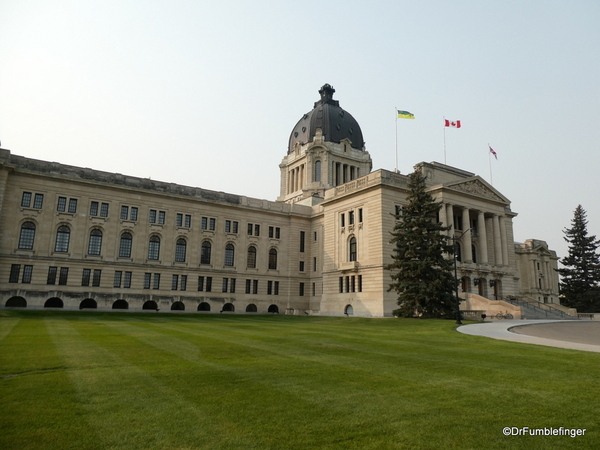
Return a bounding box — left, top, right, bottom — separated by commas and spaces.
504, 297, 579, 320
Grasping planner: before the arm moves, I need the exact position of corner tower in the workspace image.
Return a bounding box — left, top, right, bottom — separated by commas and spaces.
277, 84, 372, 204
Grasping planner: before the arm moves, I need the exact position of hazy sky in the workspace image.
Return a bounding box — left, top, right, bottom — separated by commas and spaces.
1, 0, 599, 260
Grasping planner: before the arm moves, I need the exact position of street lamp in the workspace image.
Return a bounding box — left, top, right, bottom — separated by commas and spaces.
452, 228, 472, 325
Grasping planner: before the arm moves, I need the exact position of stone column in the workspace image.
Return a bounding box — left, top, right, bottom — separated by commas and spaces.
446, 204, 454, 236
493, 214, 502, 265
462, 207, 472, 262
477, 211, 488, 264
499, 215, 508, 266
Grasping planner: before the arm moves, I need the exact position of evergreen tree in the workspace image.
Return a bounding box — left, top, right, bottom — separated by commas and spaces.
386, 169, 457, 318
557, 205, 600, 312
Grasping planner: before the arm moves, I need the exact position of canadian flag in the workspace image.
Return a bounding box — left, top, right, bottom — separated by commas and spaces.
444, 119, 461, 128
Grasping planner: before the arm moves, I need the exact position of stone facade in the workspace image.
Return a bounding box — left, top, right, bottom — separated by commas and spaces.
0, 85, 561, 316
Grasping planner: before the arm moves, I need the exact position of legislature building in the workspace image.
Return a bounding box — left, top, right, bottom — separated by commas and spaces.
0, 84, 566, 317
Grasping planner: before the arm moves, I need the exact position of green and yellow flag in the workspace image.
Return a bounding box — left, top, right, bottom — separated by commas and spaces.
397, 110, 415, 119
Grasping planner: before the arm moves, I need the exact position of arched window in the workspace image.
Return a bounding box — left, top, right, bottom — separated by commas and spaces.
268, 248, 278, 270
148, 235, 160, 260
119, 232, 132, 258
18, 221, 36, 250
201, 241, 211, 264
314, 160, 321, 182
247, 245, 257, 268
349, 237, 357, 262
224, 244, 235, 267
54, 225, 71, 253
175, 238, 187, 262
88, 229, 103, 255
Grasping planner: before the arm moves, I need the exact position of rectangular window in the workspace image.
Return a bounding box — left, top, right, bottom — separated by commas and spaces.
158, 211, 165, 225
59, 267, 69, 285
247, 223, 253, 235
254, 224, 260, 236
124, 272, 132, 288
198, 276, 205, 292
274, 281, 279, 296
276, 227, 280, 239
341, 213, 345, 227
209, 218, 215, 231
345, 276, 350, 293
57, 197, 67, 212
269, 226, 273, 238
202, 217, 208, 230
153, 273, 161, 290
300, 231, 305, 252
33, 193, 44, 209
245, 279, 251, 294
47, 267, 58, 285
358, 275, 362, 292
120, 206, 129, 220
299, 261, 305, 272
206, 277, 212, 292
225, 220, 231, 233
312, 282, 316, 296
267, 280, 273, 295
230, 278, 236, 293
130, 207, 138, 221
68, 198, 78, 214
180, 275, 187, 291
395, 205, 403, 218
9, 264, 20, 283
252, 279, 258, 295
149, 210, 157, 223
144, 273, 151, 289
92, 269, 101, 287
176, 213, 183, 227
90, 201, 99, 216
349, 210, 355, 225
313, 257, 317, 272
21, 192, 32, 208
82, 269, 91, 287
114, 271, 122, 288
172, 274, 179, 290
351, 276, 356, 293
232, 221, 238, 234
314, 231, 317, 241
22, 265, 33, 284
185, 215, 191, 228
101, 203, 109, 217
358, 208, 363, 223
222, 277, 228, 293
339, 277, 343, 293
299, 282, 305, 297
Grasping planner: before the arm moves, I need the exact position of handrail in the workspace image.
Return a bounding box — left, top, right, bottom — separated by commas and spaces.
505, 296, 574, 319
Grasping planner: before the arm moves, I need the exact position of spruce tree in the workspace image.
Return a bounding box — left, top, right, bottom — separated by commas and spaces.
557, 205, 600, 312
386, 169, 457, 318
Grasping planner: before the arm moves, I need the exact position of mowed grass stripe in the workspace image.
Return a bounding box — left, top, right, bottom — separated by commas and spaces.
0, 316, 99, 450
63, 315, 402, 450
87, 314, 600, 449
44, 317, 250, 450
2, 311, 599, 449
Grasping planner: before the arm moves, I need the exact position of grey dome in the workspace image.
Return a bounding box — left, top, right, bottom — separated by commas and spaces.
288, 84, 364, 154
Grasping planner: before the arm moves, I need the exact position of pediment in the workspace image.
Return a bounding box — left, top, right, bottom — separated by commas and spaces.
446, 177, 508, 203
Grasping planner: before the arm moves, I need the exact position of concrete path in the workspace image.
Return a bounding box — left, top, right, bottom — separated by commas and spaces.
457, 320, 600, 353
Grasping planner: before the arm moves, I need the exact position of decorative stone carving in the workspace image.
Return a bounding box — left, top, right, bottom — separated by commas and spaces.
449, 180, 504, 202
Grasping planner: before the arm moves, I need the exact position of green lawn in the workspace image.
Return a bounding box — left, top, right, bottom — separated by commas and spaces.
1, 310, 598, 450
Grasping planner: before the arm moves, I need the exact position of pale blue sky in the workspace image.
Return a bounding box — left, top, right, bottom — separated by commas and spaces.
1, 0, 599, 259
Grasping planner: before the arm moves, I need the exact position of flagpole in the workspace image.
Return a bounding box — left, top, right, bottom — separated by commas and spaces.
443, 117, 447, 165
488, 143, 493, 186
395, 107, 398, 173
